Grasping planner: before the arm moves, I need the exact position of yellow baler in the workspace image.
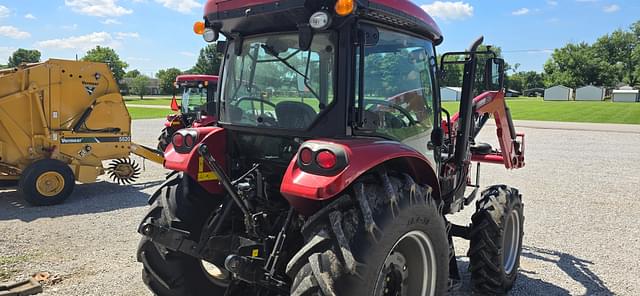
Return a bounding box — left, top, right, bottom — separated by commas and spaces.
0, 59, 162, 206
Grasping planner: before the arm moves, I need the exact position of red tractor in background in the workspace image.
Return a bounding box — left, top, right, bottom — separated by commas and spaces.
138, 1, 526, 295
157, 74, 219, 151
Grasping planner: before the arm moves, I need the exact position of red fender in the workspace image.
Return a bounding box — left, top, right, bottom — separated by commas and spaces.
163, 127, 226, 195
280, 138, 440, 216
192, 115, 218, 128
164, 114, 183, 128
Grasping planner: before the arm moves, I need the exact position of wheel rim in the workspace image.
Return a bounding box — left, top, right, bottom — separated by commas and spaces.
502, 210, 521, 275
375, 230, 437, 296
200, 260, 230, 287
35, 172, 65, 197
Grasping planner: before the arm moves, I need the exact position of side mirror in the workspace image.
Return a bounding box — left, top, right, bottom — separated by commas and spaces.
216, 41, 227, 53
430, 127, 444, 147
359, 24, 380, 46
484, 58, 505, 90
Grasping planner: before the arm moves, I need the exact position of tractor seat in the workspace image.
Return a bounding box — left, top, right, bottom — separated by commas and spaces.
470, 142, 493, 155
275, 101, 317, 129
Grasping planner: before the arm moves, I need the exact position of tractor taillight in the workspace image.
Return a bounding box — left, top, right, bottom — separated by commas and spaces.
316, 150, 337, 169
172, 133, 184, 147
299, 148, 313, 165
184, 133, 195, 148
172, 129, 199, 154
297, 143, 347, 175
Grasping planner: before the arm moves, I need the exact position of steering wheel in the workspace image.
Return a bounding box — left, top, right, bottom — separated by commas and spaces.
233, 96, 278, 126
365, 99, 419, 127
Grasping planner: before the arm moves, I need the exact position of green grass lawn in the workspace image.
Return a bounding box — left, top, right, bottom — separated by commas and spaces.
125, 98, 173, 106
128, 107, 173, 120
443, 98, 640, 125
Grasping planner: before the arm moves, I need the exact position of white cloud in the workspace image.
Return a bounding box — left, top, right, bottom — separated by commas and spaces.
547, 1, 558, 6
603, 4, 620, 12
102, 18, 122, 25
115, 32, 139, 39
24, 13, 36, 19
35, 31, 140, 50
512, 8, 530, 16
61, 24, 79, 30
0, 46, 16, 64
576, 0, 598, 2
0, 5, 10, 18
421, 1, 473, 21
155, 0, 202, 14
65, 0, 133, 17
0, 26, 31, 39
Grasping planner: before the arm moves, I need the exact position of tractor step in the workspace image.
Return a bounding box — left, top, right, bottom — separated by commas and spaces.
0, 278, 43, 296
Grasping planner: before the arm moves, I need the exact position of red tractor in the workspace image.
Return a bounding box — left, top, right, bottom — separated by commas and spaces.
157, 74, 219, 151
137, 1, 526, 295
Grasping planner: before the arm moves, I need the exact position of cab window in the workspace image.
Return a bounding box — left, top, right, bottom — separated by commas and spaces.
357, 28, 436, 153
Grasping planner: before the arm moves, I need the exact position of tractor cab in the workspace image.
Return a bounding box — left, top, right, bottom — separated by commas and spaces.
172, 74, 219, 117
139, 1, 526, 295
158, 75, 219, 151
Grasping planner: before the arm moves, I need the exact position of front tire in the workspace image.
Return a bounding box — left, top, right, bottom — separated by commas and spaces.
288, 172, 449, 296
157, 127, 176, 152
18, 159, 75, 206
137, 172, 227, 296
469, 185, 524, 295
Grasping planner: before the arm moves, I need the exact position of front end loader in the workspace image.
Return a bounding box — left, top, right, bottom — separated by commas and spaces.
0, 59, 164, 206
137, 1, 526, 295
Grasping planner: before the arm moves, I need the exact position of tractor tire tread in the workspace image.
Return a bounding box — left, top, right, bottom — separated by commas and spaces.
468, 185, 524, 296
289, 171, 448, 296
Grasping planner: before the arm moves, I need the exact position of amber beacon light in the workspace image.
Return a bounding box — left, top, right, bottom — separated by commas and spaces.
193, 21, 205, 35
335, 0, 355, 16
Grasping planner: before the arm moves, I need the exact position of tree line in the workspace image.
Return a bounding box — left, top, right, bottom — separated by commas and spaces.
0, 44, 223, 99
439, 20, 640, 93
510, 20, 639, 92
4, 19, 638, 97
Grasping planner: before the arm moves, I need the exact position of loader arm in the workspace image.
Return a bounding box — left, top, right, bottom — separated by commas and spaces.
447, 91, 525, 169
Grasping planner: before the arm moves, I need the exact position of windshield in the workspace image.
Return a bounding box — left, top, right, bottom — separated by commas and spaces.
220, 33, 335, 130
181, 85, 207, 114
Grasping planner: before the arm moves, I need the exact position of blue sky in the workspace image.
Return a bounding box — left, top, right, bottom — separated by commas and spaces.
0, 0, 638, 76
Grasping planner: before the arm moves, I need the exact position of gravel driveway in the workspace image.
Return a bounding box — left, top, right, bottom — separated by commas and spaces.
1, 118, 638, 295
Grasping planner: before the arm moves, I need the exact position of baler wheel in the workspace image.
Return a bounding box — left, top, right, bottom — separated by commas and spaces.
18, 159, 75, 206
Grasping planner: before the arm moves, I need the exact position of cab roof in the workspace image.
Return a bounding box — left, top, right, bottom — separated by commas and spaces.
204, 0, 442, 43
176, 74, 219, 83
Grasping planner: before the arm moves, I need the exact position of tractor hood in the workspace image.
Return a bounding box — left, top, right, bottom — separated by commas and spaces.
203, 0, 443, 43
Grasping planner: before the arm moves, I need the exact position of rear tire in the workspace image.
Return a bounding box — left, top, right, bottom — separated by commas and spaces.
137, 172, 227, 296
469, 185, 524, 295
288, 172, 449, 296
18, 159, 75, 206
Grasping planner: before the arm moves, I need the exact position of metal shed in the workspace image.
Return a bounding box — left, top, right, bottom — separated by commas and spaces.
544, 85, 573, 101
440, 87, 462, 101
575, 85, 605, 101
612, 89, 639, 102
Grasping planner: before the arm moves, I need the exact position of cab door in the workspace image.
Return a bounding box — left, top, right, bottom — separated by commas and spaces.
355, 27, 438, 163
